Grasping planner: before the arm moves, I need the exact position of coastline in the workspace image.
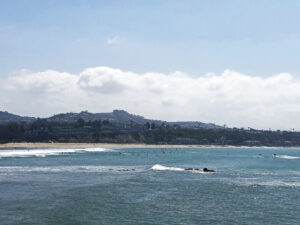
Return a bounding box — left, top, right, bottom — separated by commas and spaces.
0, 142, 223, 149
0, 142, 295, 149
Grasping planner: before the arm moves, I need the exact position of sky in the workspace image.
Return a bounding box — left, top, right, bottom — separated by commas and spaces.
1, 0, 300, 130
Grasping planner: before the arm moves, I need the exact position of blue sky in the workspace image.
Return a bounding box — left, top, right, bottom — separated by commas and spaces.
2, 0, 300, 129
1, 0, 300, 77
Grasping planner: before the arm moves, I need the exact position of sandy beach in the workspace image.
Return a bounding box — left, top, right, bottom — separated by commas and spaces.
0, 142, 231, 149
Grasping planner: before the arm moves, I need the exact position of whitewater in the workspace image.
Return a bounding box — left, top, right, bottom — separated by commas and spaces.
0, 147, 111, 159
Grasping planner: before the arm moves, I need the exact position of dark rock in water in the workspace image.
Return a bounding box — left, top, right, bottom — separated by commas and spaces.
203, 168, 215, 172
184, 167, 216, 172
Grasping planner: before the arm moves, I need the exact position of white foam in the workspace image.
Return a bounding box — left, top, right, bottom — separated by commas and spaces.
245, 181, 300, 187
151, 164, 185, 171
80, 148, 111, 152
266, 181, 300, 187
151, 164, 209, 174
0, 165, 142, 173
0, 148, 111, 159
276, 155, 300, 159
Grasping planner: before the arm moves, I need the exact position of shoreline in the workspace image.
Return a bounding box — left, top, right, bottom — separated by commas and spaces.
0, 142, 298, 149
0, 142, 228, 149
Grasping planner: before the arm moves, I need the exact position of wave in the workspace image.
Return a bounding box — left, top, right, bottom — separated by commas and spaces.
0, 165, 142, 173
262, 181, 300, 187
151, 164, 185, 171
0, 147, 111, 159
151, 164, 210, 174
240, 181, 300, 187
276, 155, 300, 159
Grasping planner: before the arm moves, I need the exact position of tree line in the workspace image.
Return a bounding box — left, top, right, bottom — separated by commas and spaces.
1, 118, 300, 146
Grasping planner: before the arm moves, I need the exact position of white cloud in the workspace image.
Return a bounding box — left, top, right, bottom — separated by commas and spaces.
2, 66, 300, 130
106, 36, 121, 44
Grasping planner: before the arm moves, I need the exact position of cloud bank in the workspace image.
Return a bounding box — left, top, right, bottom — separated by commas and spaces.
1, 66, 300, 130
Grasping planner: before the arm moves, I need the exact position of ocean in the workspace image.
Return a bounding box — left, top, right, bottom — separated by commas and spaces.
0, 147, 299, 225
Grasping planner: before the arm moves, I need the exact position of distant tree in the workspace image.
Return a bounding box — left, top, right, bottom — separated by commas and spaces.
92, 120, 102, 129
145, 122, 150, 130
151, 123, 156, 130
77, 118, 85, 128
103, 119, 110, 126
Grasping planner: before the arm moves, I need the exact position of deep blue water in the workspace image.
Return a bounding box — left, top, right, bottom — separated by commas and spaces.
0, 147, 300, 225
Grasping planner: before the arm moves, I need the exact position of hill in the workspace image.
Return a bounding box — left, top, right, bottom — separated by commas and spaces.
0, 111, 35, 124
0, 110, 221, 130
1, 110, 300, 146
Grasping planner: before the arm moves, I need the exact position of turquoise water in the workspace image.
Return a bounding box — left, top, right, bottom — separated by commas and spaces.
0, 147, 300, 225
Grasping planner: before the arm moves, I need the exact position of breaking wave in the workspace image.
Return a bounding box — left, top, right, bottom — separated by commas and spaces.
151, 164, 185, 171
0, 148, 111, 159
239, 181, 300, 187
151, 164, 210, 174
276, 155, 300, 159
0, 165, 143, 173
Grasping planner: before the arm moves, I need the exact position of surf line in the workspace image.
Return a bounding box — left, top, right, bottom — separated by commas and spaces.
272, 154, 299, 159
0, 148, 111, 159
151, 164, 216, 173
